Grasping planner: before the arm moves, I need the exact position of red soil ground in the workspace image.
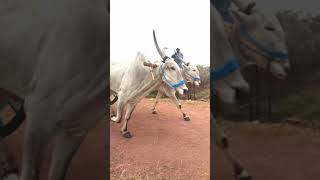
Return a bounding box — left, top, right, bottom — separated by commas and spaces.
213, 121, 320, 180
110, 99, 210, 180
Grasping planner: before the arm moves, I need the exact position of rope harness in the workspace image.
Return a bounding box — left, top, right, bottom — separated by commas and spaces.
181, 65, 201, 82
159, 64, 185, 89
211, 58, 240, 82
238, 24, 288, 61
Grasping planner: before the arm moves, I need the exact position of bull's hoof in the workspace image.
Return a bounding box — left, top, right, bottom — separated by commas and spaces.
183, 116, 190, 121
111, 117, 120, 123
122, 131, 132, 138
235, 170, 252, 180
237, 176, 252, 180
152, 110, 157, 114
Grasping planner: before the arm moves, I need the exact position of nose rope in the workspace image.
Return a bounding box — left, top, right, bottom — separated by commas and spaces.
181, 65, 201, 82
238, 24, 288, 61
159, 64, 186, 89
185, 71, 201, 82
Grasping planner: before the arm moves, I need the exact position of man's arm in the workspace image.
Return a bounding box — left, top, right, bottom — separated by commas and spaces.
179, 54, 189, 65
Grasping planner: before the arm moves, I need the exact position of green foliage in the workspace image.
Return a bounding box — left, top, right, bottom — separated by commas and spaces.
196, 65, 210, 88
276, 9, 320, 76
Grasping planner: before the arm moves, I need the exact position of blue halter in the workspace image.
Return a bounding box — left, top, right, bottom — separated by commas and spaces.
238, 24, 288, 61
159, 64, 186, 89
189, 75, 201, 82
211, 58, 240, 82
182, 65, 201, 82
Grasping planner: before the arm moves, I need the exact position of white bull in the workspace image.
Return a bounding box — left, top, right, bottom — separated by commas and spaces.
110, 30, 188, 138
150, 62, 201, 121
0, 0, 109, 179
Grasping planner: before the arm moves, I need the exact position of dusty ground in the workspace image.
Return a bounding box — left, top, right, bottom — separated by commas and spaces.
213, 121, 320, 180
3, 118, 108, 180
110, 99, 210, 180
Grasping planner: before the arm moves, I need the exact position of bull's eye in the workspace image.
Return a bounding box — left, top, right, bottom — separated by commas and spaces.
193, 69, 196, 72
170, 67, 176, 70
265, 26, 275, 31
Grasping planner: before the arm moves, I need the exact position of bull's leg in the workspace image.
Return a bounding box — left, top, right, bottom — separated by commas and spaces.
151, 91, 163, 114
48, 132, 86, 180
0, 138, 19, 180
20, 104, 54, 180
167, 93, 190, 121
121, 103, 136, 138
110, 95, 125, 123
213, 121, 252, 180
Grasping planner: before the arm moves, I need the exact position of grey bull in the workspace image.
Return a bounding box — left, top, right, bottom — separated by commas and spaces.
110, 30, 188, 138
0, 0, 109, 180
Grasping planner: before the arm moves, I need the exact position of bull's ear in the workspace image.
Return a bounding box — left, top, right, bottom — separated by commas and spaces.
232, 9, 254, 25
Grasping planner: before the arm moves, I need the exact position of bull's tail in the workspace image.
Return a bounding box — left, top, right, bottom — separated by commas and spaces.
110, 95, 118, 105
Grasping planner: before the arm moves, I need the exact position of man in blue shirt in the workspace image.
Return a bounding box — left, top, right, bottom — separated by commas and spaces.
171, 48, 189, 68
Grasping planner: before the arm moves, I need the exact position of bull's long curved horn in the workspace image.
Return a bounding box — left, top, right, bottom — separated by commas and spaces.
153, 30, 169, 62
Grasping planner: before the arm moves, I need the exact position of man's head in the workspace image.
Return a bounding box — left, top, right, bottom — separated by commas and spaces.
176, 48, 180, 53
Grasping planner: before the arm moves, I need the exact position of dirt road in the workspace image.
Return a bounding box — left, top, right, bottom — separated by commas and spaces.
110, 99, 210, 180
213, 121, 320, 180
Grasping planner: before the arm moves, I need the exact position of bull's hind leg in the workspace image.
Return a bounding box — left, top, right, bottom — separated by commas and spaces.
213, 122, 252, 180
110, 95, 125, 123
151, 91, 162, 114
121, 103, 136, 138
48, 132, 86, 180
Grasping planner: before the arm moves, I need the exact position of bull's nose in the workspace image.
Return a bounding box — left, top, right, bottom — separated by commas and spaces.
234, 87, 252, 105
283, 62, 291, 72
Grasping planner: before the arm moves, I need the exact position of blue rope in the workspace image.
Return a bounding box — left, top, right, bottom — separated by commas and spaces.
159, 64, 186, 89
239, 24, 288, 60
211, 58, 240, 82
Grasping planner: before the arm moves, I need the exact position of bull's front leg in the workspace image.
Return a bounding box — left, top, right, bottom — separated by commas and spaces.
48, 132, 87, 180
167, 92, 190, 121
21, 101, 55, 180
151, 91, 163, 114
121, 103, 136, 138
213, 118, 252, 180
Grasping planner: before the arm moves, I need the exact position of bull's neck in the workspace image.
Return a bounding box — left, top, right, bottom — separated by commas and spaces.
140, 68, 163, 94
181, 68, 188, 81
126, 69, 162, 103
227, 24, 250, 66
